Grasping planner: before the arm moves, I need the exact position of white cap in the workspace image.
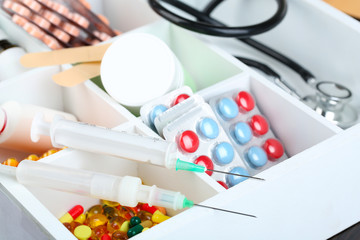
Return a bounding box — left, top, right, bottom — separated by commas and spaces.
0, 29, 8, 41
101, 32, 184, 108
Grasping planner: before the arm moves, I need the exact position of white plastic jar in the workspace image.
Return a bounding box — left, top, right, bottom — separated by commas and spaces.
101, 32, 184, 115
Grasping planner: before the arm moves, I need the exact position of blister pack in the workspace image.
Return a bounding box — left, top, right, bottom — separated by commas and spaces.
207, 89, 287, 176
162, 102, 250, 188
140, 86, 193, 132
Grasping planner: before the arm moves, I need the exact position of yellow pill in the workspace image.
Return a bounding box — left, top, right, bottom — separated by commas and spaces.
74, 214, 86, 224
74, 225, 91, 240
47, 149, 58, 155
119, 220, 130, 232
152, 211, 170, 223
142, 227, 150, 232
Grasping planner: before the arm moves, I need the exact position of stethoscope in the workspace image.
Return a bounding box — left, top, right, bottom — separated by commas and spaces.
148, 0, 358, 128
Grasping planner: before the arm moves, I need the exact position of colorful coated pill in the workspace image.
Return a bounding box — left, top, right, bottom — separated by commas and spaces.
127, 220, 153, 238
263, 138, 284, 160
150, 104, 168, 125
194, 155, 214, 176
217, 180, 229, 189
226, 167, 249, 187
236, 91, 255, 112
32, 15, 51, 30
23, 22, 45, 40
22, 0, 42, 12
249, 115, 269, 135
198, 117, 219, 139
101, 234, 111, 240
233, 122, 252, 145
217, 98, 239, 120
246, 146, 267, 168
74, 225, 91, 240
152, 211, 169, 223
74, 214, 86, 224
12, 14, 27, 27
213, 142, 234, 165
173, 93, 190, 106
59, 205, 84, 223
140, 203, 157, 214
129, 216, 141, 227
179, 130, 199, 153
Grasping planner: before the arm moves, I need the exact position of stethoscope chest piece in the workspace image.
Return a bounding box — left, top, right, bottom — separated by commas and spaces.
302, 81, 358, 128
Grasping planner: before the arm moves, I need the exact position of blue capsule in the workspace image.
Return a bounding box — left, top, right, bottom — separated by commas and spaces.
149, 105, 168, 125
217, 98, 239, 120
198, 118, 219, 139
214, 142, 234, 165
233, 122, 252, 145
246, 146, 267, 168
226, 167, 249, 187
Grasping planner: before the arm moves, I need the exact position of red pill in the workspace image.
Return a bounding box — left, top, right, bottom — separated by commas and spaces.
194, 155, 214, 176
263, 138, 284, 160
217, 181, 228, 189
101, 234, 111, 240
179, 130, 199, 153
249, 115, 269, 135
140, 204, 157, 214
236, 91, 255, 112
173, 94, 190, 106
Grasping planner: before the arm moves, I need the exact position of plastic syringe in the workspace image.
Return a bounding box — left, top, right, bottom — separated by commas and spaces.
0, 161, 256, 217
31, 114, 204, 172
2, 160, 193, 210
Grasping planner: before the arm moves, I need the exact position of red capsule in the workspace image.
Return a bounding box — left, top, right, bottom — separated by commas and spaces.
249, 115, 269, 135
263, 138, 284, 160
236, 91, 255, 112
179, 130, 199, 153
217, 181, 228, 189
194, 155, 214, 176
140, 203, 157, 214
173, 94, 190, 106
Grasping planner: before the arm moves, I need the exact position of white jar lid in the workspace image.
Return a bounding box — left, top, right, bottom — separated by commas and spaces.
100, 32, 182, 107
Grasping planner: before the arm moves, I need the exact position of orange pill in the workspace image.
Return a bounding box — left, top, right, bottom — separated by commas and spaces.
32, 15, 51, 30
2, 158, 19, 167
23, 22, 45, 39
42, 35, 62, 49
43, 10, 61, 26
26, 154, 39, 161
2, 0, 13, 9
91, 39, 101, 45
53, 28, 70, 43
11, 2, 31, 17
21, 0, 42, 12
12, 14, 28, 27
62, 22, 80, 37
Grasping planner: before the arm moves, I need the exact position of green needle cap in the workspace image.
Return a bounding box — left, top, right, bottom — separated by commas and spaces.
183, 198, 194, 209
176, 159, 205, 172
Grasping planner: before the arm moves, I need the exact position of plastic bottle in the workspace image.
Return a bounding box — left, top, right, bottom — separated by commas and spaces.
0, 101, 76, 153
0, 29, 28, 81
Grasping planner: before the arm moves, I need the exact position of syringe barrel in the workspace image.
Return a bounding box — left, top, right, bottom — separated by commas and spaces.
16, 160, 186, 209
16, 160, 142, 207
50, 119, 178, 168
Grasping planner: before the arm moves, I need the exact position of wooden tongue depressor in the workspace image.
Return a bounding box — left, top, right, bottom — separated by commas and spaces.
52, 62, 101, 87
20, 43, 111, 67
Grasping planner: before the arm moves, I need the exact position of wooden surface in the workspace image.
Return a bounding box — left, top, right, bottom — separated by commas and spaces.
324, 0, 360, 19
